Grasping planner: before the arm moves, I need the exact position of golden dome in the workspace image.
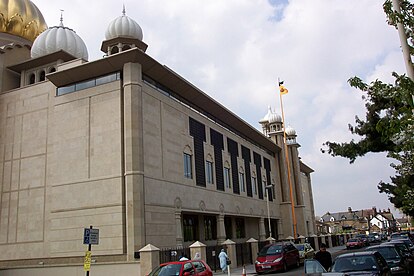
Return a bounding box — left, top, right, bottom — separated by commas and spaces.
0, 0, 47, 42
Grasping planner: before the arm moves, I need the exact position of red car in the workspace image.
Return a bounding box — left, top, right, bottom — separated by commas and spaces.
255, 241, 300, 274
346, 238, 364, 249
147, 260, 213, 276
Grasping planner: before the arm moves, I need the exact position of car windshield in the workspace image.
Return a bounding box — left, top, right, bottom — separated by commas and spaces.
374, 247, 400, 260
332, 256, 377, 273
258, 245, 283, 256
149, 264, 182, 276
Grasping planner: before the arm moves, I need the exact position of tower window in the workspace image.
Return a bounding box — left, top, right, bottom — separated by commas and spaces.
39, 70, 46, 81
122, 45, 131, 51
110, 46, 119, 55
29, 73, 35, 84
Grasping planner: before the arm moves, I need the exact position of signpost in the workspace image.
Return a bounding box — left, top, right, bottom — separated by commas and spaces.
83, 226, 99, 276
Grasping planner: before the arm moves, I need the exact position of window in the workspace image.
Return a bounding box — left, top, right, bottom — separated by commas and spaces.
184, 153, 192, 179
29, 73, 35, 84
224, 167, 231, 188
235, 218, 245, 238
224, 217, 232, 239
183, 215, 198, 242
56, 72, 121, 96
206, 161, 213, 184
204, 216, 217, 240
110, 46, 119, 55
252, 176, 257, 195
239, 172, 245, 193
39, 70, 46, 81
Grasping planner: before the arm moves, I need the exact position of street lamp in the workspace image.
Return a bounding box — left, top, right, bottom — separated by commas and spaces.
265, 184, 273, 239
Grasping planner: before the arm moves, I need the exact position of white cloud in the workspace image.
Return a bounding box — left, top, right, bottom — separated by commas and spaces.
33, 0, 405, 216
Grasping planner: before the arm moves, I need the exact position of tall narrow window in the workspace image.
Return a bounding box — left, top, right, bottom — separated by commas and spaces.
204, 216, 217, 240
235, 218, 245, 238
224, 217, 233, 239
239, 172, 245, 193
206, 161, 214, 184
252, 176, 257, 195
183, 215, 198, 242
39, 70, 46, 81
184, 153, 192, 179
29, 73, 35, 84
224, 167, 231, 188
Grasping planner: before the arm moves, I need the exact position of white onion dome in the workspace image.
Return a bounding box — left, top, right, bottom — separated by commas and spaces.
268, 111, 282, 124
105, 7, 143, 41
285, 126, 296, 136
31, 20, 88, 60
259, 106, 272, 124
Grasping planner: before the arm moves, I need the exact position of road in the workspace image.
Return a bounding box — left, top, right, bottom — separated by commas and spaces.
262, 246, 348, 276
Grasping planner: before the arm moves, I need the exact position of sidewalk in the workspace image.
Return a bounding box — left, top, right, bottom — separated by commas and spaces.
212, 245, 346, 275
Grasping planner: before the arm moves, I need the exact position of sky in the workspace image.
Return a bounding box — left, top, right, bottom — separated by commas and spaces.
32, 0, 406, 217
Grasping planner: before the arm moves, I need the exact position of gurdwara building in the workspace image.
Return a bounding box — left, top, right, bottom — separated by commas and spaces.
0, 0, 316, 274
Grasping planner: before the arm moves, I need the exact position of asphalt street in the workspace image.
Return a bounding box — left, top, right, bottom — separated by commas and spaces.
213, 245, 348, 276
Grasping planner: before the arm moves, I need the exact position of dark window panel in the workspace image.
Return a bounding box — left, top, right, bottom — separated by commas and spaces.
227, 138, 239, 194
210, 129, 224, 191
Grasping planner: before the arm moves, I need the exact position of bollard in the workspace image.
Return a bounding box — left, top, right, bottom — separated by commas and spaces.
242, 265, 246, 276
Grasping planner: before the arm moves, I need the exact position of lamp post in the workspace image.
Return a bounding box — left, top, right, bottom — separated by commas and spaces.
265, 184, 273, 238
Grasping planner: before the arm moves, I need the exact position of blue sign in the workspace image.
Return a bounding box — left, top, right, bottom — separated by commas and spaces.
83, 228, 99, 245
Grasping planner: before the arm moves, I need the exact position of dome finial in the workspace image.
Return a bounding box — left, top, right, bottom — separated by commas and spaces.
122, 4, 126, 16
60, 9, 64, 27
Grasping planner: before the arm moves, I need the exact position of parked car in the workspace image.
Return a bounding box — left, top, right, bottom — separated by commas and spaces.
147, 260, 213, 276
356, 234, 370, 246
304, 259, 344, 275
369, 233, 382, 243
255, 241, 300, 274
330, 251, 391, 275
367, 244, 412, 275
390, 232, 414, 243
295, 243, 315, 264
346, 238, 365, 249
387, 240, 414, 273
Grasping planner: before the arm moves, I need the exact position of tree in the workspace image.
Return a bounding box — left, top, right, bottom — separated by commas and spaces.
322, 0, 414, 216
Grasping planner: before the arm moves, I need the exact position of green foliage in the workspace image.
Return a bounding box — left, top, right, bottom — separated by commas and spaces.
322, 1, 414, 216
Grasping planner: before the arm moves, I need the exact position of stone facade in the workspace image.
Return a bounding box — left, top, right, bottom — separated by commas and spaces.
0, 12, 316, 275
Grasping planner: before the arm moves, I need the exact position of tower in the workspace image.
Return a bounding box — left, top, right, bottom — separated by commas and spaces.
101, 6, 148, 55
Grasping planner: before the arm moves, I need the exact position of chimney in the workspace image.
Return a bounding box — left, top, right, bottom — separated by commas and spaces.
373, 206, 377, 215
348, 207, 352, 213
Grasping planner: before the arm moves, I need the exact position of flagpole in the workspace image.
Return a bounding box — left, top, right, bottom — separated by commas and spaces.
278, 80, 297, 238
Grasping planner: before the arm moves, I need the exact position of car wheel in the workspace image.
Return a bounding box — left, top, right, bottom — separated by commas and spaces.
283, 261, 288, 272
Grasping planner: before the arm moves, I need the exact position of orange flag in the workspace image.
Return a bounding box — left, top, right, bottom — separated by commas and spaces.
279, 85, 288, 95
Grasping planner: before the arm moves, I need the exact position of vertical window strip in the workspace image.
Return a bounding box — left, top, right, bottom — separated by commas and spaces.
239, 172, 245, 193
224, 167, 231, 188
206, 161, 214, 184
184, 153, 192, 179
252, 176, 257, 195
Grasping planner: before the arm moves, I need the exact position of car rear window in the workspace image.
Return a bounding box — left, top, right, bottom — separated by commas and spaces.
375, 247, 400, 260
259, 245, 283, 256
149, 264, 182, 276
332, 255, 377, 273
